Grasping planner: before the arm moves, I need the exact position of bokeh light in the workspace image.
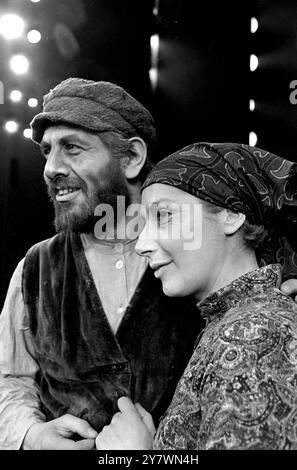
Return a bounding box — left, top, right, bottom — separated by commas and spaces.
250, 54, 259, 72
249, 131, 258, 146
4, 120, 18, 133
10, 90, 23, 102
23, 128, 33, 139
10, 54, 29, 75
251, 17, 259, 34
0, 14, 25, 40
249, 99, 255, 111
28, 98, 38, 108
27, 29, 41, 44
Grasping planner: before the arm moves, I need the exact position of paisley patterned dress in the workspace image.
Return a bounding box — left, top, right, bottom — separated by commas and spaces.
154, 264, 297, 450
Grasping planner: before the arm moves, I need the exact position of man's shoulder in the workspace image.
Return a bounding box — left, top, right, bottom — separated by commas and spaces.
25, 233, 68, 258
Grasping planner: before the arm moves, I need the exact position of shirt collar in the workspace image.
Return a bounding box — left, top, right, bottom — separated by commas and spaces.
197, 264, 282, 322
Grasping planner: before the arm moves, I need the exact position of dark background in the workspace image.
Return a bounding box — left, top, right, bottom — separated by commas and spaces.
0, 0, 297, 308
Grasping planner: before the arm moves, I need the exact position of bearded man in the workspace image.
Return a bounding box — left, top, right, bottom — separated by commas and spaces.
0, 78, 202, 450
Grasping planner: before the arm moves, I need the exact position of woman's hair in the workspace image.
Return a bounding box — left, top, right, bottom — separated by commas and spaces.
201, 199, 268, 250
99, 130, 153, 183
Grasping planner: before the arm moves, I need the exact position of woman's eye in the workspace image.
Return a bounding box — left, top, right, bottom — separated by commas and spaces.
156, 210, 172, 225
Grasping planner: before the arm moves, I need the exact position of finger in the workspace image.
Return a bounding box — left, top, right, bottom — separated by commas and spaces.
117, 397, 139, 417
111, 412, 122, 423
280, 278, 297, 296
74, 438, 95, 450
59, 414, 98, 438
45, 436, 80, 450
135, 403, 156, 436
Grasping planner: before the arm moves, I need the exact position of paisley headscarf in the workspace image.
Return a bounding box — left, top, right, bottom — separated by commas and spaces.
143, 142, 297, 279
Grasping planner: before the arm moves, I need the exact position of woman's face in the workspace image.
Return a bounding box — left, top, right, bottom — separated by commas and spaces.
135, 183, 227, 300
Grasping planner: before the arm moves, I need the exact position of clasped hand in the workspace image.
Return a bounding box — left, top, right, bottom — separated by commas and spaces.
96, 397, 156, 450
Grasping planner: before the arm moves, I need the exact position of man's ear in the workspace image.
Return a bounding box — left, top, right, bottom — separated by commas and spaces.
222, 210, 246, 235
121, 137, 147, 180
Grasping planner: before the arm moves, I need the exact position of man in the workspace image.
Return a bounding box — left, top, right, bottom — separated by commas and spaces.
0, 78, 202, 450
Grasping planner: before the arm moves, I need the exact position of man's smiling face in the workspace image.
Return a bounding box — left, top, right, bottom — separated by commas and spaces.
41, 124, 129, 233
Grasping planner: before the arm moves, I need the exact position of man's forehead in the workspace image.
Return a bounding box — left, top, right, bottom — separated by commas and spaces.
41, 124, 96, 143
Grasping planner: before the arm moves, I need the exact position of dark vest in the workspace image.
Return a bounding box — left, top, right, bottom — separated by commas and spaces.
22, 233, 203, 431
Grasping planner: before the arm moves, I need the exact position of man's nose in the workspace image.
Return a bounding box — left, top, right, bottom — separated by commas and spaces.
44, 148, 69, 180
135, 223, 158, 257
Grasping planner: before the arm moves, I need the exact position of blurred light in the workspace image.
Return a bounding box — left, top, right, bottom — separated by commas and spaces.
149, 68, 158, 91
27, 29, 41, 44
0, 14, 25, 40
28, 97, 38, 108
4, 120, 18, 133
23, 128, 32, 139
30, 0, 41, 3
10, 90, 23, 102
250, 54, 258, 72
150, 34, 159, 54
150, 34, 159, 70
249, 131, 258, 146
249, 99, 255, 111
251, 17, 259, 33
10, 54, 29, 75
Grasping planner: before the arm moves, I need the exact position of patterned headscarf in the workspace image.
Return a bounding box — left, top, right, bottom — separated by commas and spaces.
143, 142, 297, 279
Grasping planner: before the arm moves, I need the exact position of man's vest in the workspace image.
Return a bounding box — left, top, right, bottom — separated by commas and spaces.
22, 233, 203, 431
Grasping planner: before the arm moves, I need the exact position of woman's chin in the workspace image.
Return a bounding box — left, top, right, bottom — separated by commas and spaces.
162, 282, 185, 298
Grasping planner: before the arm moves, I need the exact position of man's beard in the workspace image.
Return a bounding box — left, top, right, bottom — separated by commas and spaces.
46, 160, 131, 234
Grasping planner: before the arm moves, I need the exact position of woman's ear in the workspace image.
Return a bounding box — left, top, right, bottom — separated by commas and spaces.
121, 137, 147, 180
222, 210, 246, 235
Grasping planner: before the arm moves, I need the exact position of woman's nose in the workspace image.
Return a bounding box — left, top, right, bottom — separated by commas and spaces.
135, 223, 158, 257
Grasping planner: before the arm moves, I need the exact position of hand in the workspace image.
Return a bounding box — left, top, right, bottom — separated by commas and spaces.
96, 397, 155, 450
22, 414, 98, 450
280, 278, 297, 302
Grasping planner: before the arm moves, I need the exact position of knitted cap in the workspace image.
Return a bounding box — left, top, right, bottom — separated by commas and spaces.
30, 77, 157, 154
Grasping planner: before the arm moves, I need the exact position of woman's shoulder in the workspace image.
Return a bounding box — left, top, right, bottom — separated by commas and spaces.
206, 287, 297, 360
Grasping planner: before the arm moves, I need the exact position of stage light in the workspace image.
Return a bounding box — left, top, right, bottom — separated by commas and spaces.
4, 120, 18, 133
150, 34, 159, 70
249, 131, 258, 146
0, 14, 25, 40
249, 99, 255, 111
10, 90, 23, 102
149, 68, 158, 90
150, 34, 159, 54
251, 17, 259, 34
250, 54, 258, 72
28, 97, 38, 108
27, 29, 41, 44
10, 55, 29, 75
23, 128, 32, 139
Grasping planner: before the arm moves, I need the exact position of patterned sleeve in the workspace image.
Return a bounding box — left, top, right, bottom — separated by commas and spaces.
198, 308, 297, 450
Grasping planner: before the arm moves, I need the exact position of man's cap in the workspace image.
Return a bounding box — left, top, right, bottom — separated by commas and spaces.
30, 77, 157, 154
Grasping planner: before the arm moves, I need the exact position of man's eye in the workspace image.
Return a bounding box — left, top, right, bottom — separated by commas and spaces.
64, 143, 79, 152
41, 147, 50, 157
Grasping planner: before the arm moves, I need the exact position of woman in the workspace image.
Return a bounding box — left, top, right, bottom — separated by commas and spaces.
96, 142, 297, 450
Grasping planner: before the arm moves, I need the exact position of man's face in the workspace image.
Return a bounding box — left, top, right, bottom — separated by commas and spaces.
41, 125, 129, 233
